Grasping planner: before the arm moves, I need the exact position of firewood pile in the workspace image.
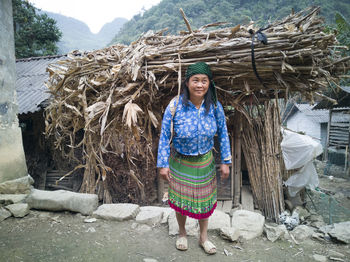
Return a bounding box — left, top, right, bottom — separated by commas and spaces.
44, 7, 349, 208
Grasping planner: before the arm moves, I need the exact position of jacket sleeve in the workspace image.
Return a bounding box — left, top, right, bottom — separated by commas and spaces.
215, 102, 232, 164
157, 104, 173, 168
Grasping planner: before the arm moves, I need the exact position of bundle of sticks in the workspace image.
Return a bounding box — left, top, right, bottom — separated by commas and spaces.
241, 101, 284, 221
45, 6, 349, 205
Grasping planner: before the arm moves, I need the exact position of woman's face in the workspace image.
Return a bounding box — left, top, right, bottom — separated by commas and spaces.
187, 74, 210, 101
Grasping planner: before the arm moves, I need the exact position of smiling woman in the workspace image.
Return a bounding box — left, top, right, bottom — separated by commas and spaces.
157, 62, 232, 254
28, 0, 161, 33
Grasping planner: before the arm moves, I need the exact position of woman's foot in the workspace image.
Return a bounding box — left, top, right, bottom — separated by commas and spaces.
199, 239, 216, 254
176, 236, 188, 251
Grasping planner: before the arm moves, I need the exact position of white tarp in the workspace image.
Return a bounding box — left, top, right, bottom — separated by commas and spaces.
281, 128, 323, 196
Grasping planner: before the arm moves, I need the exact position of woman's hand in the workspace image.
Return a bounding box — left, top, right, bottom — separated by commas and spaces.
220, 164, 230, 180
159, 167, 170, 181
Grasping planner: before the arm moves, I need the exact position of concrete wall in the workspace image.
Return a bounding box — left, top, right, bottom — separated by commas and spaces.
0, 0, 28, 183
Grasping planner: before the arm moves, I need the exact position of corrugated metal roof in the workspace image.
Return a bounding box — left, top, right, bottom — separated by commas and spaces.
295, 103, 329, 123
339, 86, 350, 93
16, 55, 66, 114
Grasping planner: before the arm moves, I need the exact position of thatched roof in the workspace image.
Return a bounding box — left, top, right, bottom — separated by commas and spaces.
44, 6, 349, 203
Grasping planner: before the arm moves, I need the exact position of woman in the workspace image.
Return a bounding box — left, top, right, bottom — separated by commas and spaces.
157, 62, 231, 255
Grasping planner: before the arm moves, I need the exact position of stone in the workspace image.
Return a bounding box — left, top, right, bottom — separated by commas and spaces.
0, 194, 27, 205
26, 189, 98, 215
84, 218, 97, 223
131, 223, 152, 233
320, 221, 350, 244
0, 175, 34, 194
5, 203, 29, 218
309, 214, 326, 228
290, 225, 314, 242
220, 227, 240, 242
328, 250, 345, 259
93, 203, 140, 221
231, 210, 265, 240
313, 254, 327, 262
160, 207, 172, 224
0, 207, 12, 222
264, 223, 288, 242
86, 227, 96, 233
168, 210, 198, 236
208, 209, 231, 231
135, 206, 164, 226
143, 259, 158, 262
293, 206, 310, 222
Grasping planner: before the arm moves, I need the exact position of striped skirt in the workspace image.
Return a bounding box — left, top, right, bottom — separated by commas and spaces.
168, 150, 217, 219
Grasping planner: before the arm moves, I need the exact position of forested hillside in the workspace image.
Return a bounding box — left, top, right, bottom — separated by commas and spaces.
111, 0, 350, 45
44, 12, 127, 54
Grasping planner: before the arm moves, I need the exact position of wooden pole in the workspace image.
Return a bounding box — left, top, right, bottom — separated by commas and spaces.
233, 111, 242, 206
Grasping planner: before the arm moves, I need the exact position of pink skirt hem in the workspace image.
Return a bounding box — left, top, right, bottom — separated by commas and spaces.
168, 201, 217, 220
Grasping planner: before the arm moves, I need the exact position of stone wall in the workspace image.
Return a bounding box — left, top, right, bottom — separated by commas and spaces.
0, 0, 28, 183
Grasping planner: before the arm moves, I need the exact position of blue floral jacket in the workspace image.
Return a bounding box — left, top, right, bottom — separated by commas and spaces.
157, 95, 232, 168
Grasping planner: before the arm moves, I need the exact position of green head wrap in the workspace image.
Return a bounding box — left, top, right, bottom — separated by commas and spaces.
185, 62, 217, 106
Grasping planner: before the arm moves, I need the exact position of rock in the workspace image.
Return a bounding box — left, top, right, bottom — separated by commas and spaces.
143, 259, 158, 262
231, 210, 265, 240
290, 225, 314, 242
160, 207, 172, 224
5, 203, 29, 217
312, 232, 327, 242
168, 210, 198, 236
208, 209, 230, 231
293, 206, 310, 222
0, 207, 12, 222
309, 214, 326, 228
135, 206, 164, 226
131, 223, 152, 233
264, 223, 288, 242
84, 218, 97, 223
0, 175, 34, 194
313, 254, 327, 262
93, 203, 140, 221
328, 250, 345, 259
220, 227, 240, 242
320, 221, 350, 244
26, 189, 98, 215
0, 194, 27, 205
86, 227, 96, 233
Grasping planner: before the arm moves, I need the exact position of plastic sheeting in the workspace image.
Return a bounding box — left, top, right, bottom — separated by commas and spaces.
281, 128, 323, 196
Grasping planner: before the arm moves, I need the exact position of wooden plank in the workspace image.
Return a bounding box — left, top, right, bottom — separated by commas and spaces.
241, 185, 254, 211
222, 200, 233, 213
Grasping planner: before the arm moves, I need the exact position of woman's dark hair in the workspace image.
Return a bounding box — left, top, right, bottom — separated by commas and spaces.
181, 78, 213, 114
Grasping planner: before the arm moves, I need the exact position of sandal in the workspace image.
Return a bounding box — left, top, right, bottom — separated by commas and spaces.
176, 236, 188, 251
200, 240, 216, 255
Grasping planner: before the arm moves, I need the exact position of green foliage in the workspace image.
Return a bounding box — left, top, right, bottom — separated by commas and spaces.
111, 0, 350, 45
335, 13, 350, 55
12, 0, 62, 58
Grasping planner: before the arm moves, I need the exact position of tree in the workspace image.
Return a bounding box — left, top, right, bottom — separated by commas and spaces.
12, 0, 62, 58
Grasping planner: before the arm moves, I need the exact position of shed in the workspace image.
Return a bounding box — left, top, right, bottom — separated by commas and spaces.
283, 103, 329, 148
16, 55, 80, 191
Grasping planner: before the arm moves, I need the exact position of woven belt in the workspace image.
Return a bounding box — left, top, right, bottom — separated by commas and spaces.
174, 151, 209, 159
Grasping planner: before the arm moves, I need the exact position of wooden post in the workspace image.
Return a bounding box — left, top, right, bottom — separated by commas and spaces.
233, 112, 242, 206
324, 109, 332, 161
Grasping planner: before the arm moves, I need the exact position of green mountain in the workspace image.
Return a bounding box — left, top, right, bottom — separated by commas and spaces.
42, 11, 127, 54
111, 0, 350, 45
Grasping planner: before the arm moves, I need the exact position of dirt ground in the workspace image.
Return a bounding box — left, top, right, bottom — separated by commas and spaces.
0, 208, 349, 262
1, 161, 349, 262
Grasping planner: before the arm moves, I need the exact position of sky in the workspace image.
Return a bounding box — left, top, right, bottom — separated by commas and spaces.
28, 0, 162, 33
